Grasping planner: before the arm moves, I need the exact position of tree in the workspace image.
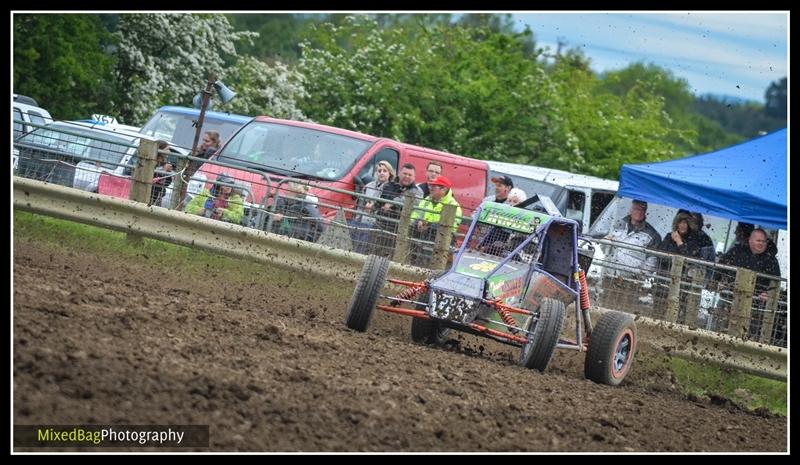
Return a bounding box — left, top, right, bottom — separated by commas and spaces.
764, 77, 787, 119
112, 13, 257, 124
226, 13, 322, 62
13, 14, 116, 120
547, 53, 688, 178
222, 56, 308, 120
298, 16, 568, 163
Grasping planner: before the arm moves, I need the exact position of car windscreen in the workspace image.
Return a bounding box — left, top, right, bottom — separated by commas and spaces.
17, 124, 134, 169
139, 111, 247, 149
215, 121, 373, 180
587, 196, 736, 250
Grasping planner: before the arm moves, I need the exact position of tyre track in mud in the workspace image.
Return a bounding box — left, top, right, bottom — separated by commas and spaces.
13, 239, 787, 452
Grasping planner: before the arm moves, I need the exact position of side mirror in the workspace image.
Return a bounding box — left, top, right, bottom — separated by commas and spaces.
352, 176, 365, 200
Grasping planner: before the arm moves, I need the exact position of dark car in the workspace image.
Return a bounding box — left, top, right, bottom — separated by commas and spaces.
13, 121, 136, 188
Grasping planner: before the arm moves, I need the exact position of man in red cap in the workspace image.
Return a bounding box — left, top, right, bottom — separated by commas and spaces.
408, 176, 462, 267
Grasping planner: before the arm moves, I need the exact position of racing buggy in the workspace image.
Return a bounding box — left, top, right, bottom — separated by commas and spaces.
344, 196, 637, 386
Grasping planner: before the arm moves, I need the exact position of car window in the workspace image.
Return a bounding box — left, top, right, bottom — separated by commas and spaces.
28, 111, 46, 126
13, 108, 24, 136
140, 110, 248, 150
87, 136, 136, 169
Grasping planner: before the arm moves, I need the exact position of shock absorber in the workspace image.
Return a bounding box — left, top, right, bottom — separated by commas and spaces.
390, 283, 428, 306
579, 270, 593, 335
496, 306, 519, 333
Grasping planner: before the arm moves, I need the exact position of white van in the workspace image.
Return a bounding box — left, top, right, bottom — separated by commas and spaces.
13, 95, 53, 139
486, 160, 619, 234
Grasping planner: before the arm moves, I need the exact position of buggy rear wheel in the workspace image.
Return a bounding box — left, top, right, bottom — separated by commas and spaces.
519, 298, 566, 371
410, 271, 450, 345
584, 311, 636, 386
345, 255, 389, 332
411, 318, 451, 345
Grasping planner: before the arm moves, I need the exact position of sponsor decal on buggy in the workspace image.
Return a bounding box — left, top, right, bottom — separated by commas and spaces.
430, 290, 477, 323
478, 204, 549, 234
470, 261, 497, 273
487, 275, 525, 304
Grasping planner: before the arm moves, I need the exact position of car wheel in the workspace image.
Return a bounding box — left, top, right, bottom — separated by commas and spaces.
519, 298, 566, 371
345, 255, 389, 332
584, 311, 636, 386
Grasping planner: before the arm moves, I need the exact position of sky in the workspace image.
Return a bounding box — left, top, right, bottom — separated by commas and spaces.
511, 12, 788, 103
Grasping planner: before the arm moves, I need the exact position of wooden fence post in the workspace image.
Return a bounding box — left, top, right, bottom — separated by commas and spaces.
758, 281, 781, 344
126, 138, 158, 244
392, 191, 417, 264
664, 256, 684, 323
729, 268, 756, 339
685, 266, 704, 328
431, 204, 457, 270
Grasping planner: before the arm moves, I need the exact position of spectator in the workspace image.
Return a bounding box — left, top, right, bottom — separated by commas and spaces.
507, 187, 527, 206
149, 141, 174, 206
350, 160, 395, 253
657, 211, 702, 258
680, 210, 715, 262
198, 130, 221, 159
725, 222, 755, 255
715, 228, 781, 338
653, 210, 703, 319
409, 176, 462, 267
417, 161, 443, 198
483, 175, 514, 204
184, 173, 244, 224
187, 130, 221, 175
270, 181, 324, 243
372, 163, 423, 257
600, 200, 661, 313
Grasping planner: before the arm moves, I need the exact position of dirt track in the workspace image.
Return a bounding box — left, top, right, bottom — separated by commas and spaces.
13, 237, 787, 452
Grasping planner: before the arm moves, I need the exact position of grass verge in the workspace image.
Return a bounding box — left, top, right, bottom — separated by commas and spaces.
13, 210, 352, 300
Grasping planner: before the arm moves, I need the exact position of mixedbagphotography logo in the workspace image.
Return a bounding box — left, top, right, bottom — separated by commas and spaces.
14, 425, 209, 448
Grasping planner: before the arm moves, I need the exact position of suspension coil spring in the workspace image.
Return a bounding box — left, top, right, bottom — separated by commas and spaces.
579, 270, 591, 311
496, 306, 519, 332
393, 284, 428, 303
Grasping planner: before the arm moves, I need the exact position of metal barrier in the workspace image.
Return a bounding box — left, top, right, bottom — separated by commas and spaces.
588, 237, 787, 347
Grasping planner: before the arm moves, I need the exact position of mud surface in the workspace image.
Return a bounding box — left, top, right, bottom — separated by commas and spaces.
13, 239, 787, 452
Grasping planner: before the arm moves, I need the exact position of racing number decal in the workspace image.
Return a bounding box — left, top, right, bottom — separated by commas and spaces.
470, 261, 496, 273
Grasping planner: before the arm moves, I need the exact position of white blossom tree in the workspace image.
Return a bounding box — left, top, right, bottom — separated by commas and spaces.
222, 56, 309, 121
112, 13, 256, 124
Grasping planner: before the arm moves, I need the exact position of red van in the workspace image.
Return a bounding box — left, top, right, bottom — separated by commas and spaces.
197, 116, 489, 220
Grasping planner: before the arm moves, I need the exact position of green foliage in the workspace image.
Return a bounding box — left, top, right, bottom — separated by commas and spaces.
298, 16, 569, 163
764, 77, 787, 119
694, 92, 786, 139
14, 14, 116, 120
13, 13, 787, 180
226, 13, 323, 62
547, 55, 689, 178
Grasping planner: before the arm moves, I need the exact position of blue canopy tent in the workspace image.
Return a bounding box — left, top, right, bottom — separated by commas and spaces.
618, 128, 787, 230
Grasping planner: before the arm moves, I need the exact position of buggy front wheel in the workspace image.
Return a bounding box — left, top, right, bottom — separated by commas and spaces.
345, 255, 389, 332
519, 298, 566, 371
584, 311, 636, 386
